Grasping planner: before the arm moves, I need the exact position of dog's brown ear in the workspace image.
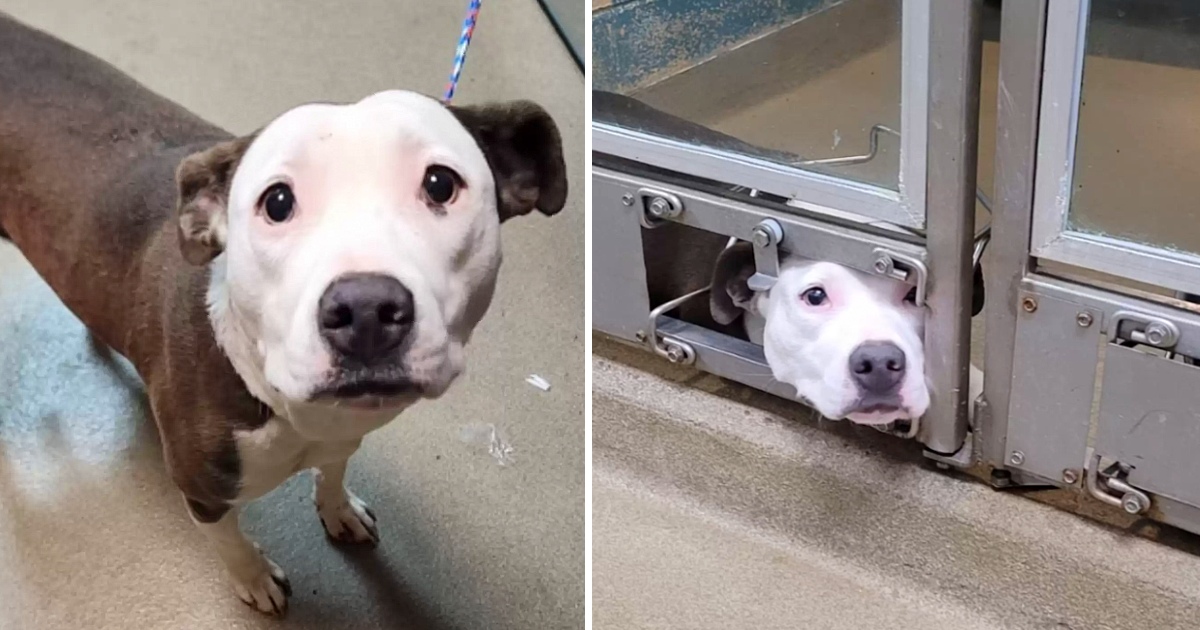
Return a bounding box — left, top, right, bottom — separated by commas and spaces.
175, 136, 254, 265
710, 242, 758, 326
449, 101, 568, 222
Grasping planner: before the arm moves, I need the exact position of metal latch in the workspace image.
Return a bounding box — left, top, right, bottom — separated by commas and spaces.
747, 219, 783, 292
643, 286, 709, 365
871, 248, 928, 307
1085, 453, 1151, 515
1108, 310, 1179, 349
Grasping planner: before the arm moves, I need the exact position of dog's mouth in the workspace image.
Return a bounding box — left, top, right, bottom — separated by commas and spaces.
312, 368, 423, 409
842, 397, 909, 425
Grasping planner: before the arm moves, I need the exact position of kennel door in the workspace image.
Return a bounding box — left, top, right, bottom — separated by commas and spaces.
993, 0, 1200, 534
592, 0, 982, 456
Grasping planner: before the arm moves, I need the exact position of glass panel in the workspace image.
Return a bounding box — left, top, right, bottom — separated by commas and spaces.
1069, 1, 1200, 255
592, 0, 903, 192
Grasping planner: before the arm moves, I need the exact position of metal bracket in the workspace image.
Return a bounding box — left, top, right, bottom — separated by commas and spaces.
1086, 453, 1151, 515
637, 188, 684, 229
645, 286, 709, 365
747, 219, 784, 292
924, 431, 974, 469
1108, 310, 1180, 349
871, 248, 929, 306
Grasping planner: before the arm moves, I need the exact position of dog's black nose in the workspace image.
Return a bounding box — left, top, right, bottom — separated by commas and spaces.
848, 341, 906, 394
318, 273, 415, 364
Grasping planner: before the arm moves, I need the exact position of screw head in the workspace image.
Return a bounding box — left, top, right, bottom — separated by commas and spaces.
873, 257, 891, 275
1009, 451, 1025, 466
635, 330, 647, 343
1021, 297, 1038, 313
1076, 312, 1093, 328
1121, 494, 1145, 515
648, 197, 670, 218
1062, 469, 1079, 485
621, 193, 634, 206
751, 226, 772, 248
665, 346, 685, 363
1145, 323, 1168, 345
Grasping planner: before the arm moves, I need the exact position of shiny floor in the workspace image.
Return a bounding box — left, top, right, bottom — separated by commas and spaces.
0, 2, 584, 629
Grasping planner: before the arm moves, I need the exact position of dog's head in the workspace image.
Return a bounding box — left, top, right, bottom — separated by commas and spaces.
174, 90, 566, 433
711, 242, 929, 425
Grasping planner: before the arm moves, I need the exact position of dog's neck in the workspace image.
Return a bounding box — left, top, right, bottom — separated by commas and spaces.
205, 255, 281, 410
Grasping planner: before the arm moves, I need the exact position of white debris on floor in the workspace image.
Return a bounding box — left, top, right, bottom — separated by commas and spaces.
525, 374, 552, 391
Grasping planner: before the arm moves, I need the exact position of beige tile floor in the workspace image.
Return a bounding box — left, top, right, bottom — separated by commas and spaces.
0, 2, 584, 628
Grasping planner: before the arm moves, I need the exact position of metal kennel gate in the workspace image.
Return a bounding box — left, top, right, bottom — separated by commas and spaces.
592, 0, 1200, 536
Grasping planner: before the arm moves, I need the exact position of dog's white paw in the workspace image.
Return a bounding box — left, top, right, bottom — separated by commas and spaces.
229, 550, 290, 615
317, 492, 379, 545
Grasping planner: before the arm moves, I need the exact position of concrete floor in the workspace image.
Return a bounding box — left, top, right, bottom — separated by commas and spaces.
0, 2, 583, 629
593, 338, 1200, 630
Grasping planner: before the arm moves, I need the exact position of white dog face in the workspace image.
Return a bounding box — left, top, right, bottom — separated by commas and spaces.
710, 243, 929, 425
174, 90, 566, 433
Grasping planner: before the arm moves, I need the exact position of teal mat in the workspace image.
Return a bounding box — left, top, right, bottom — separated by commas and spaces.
535, 0, 583, 69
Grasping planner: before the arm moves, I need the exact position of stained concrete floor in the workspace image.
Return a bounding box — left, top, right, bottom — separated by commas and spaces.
593, 338, 1200, 630
0, 2, 583, 629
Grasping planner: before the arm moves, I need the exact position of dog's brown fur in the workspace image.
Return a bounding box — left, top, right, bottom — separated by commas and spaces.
0, 13, 263, 519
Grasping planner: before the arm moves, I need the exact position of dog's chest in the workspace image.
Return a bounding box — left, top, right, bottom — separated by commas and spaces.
231, 417, 360, 502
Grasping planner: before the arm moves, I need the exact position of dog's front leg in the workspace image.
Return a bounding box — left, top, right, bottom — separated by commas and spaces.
314, 456, 380, 545
186, 502, 291, 614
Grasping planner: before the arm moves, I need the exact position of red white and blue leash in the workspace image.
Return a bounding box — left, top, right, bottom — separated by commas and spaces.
443, 0, 482, 103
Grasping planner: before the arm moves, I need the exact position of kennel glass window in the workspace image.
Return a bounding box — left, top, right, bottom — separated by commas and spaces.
592, 0, 930, 230
1031, 0, 1200, 295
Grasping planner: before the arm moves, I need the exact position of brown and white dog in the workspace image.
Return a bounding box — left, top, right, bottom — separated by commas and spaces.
0, 14, 566, 614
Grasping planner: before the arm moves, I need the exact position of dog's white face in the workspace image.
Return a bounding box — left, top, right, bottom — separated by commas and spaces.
175, 90, 566, 439
711, 245, 929, 425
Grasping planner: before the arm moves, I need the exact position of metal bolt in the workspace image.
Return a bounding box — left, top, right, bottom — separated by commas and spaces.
750, 225, 773, 248
1009, 451, 1025, 466
1122, 494, 1146, 515
1062, 469, 1079, 485
621, 193, 634, 206
647, 197, 671, 218
635, 330, 647, 344
1145, 322, 1168, 345
665, 346, 685, 363
1021, 297, 1038, 313
873, 257, 891, 275
1076, 312, 1093, 328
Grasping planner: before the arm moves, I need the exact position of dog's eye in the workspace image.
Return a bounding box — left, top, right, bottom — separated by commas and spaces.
260, 183, 295, 223
800, 287, 828, 306
422, 165, 461, 206
904, 287, 918, 304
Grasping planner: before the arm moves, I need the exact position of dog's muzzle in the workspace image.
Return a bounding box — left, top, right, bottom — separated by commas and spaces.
845, 341, 908, 418
313, 272, 421, 402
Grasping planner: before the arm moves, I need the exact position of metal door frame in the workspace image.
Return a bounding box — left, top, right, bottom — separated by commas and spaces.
592, 0, 982, 456
984, 0, 1200, 536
